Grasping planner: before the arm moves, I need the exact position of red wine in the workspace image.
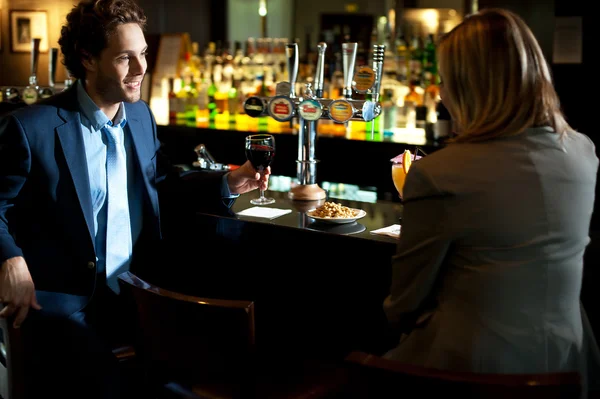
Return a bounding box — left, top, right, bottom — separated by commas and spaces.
245, 144, 275, 171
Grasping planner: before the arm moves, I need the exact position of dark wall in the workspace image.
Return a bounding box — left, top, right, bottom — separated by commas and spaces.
552, 1, 589, 136
136, 0, 225, 50
479, 0, 555, 60
476, 0, 589, 138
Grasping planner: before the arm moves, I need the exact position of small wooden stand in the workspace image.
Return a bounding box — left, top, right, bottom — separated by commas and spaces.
288, 184, 327, 201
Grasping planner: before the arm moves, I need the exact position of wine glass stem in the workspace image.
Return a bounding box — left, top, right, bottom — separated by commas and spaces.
258, 169, 266, 199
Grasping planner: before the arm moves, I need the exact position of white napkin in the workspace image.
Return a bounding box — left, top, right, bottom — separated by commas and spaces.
370, 224, 401, 238
237, 207, 292, 220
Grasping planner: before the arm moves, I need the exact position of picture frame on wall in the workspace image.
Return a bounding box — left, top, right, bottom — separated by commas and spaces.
9, 10, 48, 53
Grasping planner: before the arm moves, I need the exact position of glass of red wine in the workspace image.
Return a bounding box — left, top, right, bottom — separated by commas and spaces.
245, 134, 276, 205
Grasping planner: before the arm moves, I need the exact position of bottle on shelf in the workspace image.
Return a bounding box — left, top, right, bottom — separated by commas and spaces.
381, 88, 397, 134
433, 100, 452, 141
395, 33, 410, 84
207, 72, 219, 123
167, 77, 179, 125
22, 38, 41, 105
423, 33, 437, 79
408, 34, 423, 86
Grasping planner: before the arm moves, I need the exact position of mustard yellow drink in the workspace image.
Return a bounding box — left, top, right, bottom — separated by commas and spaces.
391, 150, 421, 199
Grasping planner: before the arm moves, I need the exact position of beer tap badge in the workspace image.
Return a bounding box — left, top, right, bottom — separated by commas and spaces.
268, 95, 295, 122
329, 99, 354, 123
353, 66, 376, 93
244, 96, 266, 118
298, 99, 323, 121
275, 82, 292, 96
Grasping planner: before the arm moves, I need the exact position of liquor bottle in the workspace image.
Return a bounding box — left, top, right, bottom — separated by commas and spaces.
190, 42, 203, 81
184, 78, 199, 125
423, 72, 440, 136
167, 77, 178, 125
382, 34, 397, 77
207, 72, 218, 123
404, 80, 423, 106
416, 104, 428, 131
408, 35, 423, 86
395, 34, 410, 84
228, 79, 240, 124
22, 38, 41, 105
381, 88, 397, 134
423, 34, 437, 79
195, 71, 210, 124
433, 100, 452, 141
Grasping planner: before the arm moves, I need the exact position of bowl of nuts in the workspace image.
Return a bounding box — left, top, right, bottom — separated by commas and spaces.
306, 201, 366, 224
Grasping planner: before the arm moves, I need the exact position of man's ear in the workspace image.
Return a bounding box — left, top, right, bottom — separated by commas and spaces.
81, 51, 97, 73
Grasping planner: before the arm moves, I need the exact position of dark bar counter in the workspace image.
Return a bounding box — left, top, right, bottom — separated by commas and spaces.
153, 120, 600, 355
230, 190, 402, 246
156, 189, 404, 361
157, 123, 445, 200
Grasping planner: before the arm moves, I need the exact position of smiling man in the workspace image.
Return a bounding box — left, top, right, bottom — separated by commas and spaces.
0, 1, 270, 398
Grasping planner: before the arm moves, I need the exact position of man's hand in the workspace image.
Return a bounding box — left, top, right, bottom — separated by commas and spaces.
0, 256, 41, 328
227, 160, 271, 195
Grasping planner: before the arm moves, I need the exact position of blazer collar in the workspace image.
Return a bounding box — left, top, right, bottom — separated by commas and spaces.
54, 85, 157, 250
56, 108, 95, 247
124, 102, 160, 218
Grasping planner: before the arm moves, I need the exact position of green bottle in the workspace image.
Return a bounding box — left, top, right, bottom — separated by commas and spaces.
207, 73, 218, 123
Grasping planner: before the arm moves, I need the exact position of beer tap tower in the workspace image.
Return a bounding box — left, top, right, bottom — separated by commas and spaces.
243, 42, 386, 201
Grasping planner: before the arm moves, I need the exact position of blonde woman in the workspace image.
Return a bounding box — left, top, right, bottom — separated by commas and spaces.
383, 8, 599, 394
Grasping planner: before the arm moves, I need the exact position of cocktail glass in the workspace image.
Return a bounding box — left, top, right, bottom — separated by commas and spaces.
391, 150, 422, 199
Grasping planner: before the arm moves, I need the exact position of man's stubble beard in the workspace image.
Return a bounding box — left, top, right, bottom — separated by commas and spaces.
95, 73, 143, 104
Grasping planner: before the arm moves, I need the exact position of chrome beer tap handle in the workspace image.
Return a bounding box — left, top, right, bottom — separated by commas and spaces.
363, 44, 386, 138
304, 82, 315, 99
371, 44, 385, 104
285, 43, 299, 98
194, 143, 216, 165
314, 42, 327, 99
193, 144, 229, 171
342, 43, 358, 100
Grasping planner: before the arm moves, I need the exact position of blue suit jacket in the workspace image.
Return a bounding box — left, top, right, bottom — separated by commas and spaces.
0, 86, 225, 316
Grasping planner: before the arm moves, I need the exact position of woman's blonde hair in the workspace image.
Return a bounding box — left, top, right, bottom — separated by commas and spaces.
437, 8, 571, 143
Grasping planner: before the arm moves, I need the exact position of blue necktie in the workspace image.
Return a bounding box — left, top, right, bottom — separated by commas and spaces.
104, 124, 132, 293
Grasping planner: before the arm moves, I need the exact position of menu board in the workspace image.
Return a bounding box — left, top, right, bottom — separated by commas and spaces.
154, 33, 189, 79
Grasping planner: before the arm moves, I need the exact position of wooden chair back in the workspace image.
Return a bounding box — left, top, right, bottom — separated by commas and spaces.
340, 351, 582, 398
117, 271, 256, 388
0, 307, 25, 399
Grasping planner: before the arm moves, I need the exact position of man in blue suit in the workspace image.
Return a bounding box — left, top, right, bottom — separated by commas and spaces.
0, 0, 270, 397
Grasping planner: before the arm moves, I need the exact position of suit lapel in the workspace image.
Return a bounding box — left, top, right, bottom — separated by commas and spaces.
54, 100, 160, 251
126, 105, 160, 219
55, 108, 96, 247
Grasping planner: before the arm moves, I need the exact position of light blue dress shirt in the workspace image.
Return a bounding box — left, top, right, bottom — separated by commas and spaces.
76, 80, 237, 280
76, 80, 143, 278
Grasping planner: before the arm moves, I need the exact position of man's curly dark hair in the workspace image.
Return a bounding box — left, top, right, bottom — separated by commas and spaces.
58, 0, 147, 80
